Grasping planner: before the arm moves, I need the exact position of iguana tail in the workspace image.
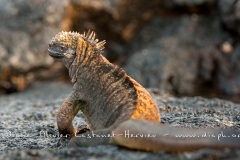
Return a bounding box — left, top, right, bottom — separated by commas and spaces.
111, 119, 240, 152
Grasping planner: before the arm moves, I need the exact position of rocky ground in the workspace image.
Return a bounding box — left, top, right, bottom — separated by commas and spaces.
0, 81, 240, 160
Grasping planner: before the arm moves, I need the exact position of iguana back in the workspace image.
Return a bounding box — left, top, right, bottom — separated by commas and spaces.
48, 30, 160, 133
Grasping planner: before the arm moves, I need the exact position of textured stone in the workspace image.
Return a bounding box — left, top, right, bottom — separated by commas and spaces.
218, 0, 240, 35
124, 16, 230, 95
0, 0, 68, 93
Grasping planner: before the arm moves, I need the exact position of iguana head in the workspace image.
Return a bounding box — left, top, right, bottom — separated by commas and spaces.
48, 30, 106, 68
48, 31, 79, 67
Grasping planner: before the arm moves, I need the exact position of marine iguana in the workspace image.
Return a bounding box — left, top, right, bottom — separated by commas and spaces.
48, 30, 240, 152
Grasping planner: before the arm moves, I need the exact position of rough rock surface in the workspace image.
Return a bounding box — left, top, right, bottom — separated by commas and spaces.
0, 0, 68, 93
0, 82, 240, 159
124, 15, 227, 95
219, 0, 240, 35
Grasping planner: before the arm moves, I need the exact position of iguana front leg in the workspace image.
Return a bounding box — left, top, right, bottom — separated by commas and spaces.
57, 97, 85, 137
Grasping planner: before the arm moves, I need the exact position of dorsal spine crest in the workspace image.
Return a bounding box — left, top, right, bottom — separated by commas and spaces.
81, 30, 106, 53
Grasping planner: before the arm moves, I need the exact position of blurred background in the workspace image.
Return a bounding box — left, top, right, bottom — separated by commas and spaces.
0, 0, 240, 102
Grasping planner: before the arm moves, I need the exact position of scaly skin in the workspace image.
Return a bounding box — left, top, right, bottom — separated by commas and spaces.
48, 30, 240, 151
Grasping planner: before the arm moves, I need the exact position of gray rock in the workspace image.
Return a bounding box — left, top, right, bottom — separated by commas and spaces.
124, 39, 199, 94
124, 15, 230, 95
0, 0, 69, 71
0, 0, 68, 93
217, 43, 240, 95
219, 0, 240, 35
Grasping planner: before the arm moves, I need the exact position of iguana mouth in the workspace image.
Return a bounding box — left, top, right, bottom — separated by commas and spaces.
48, 48, 64, 59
